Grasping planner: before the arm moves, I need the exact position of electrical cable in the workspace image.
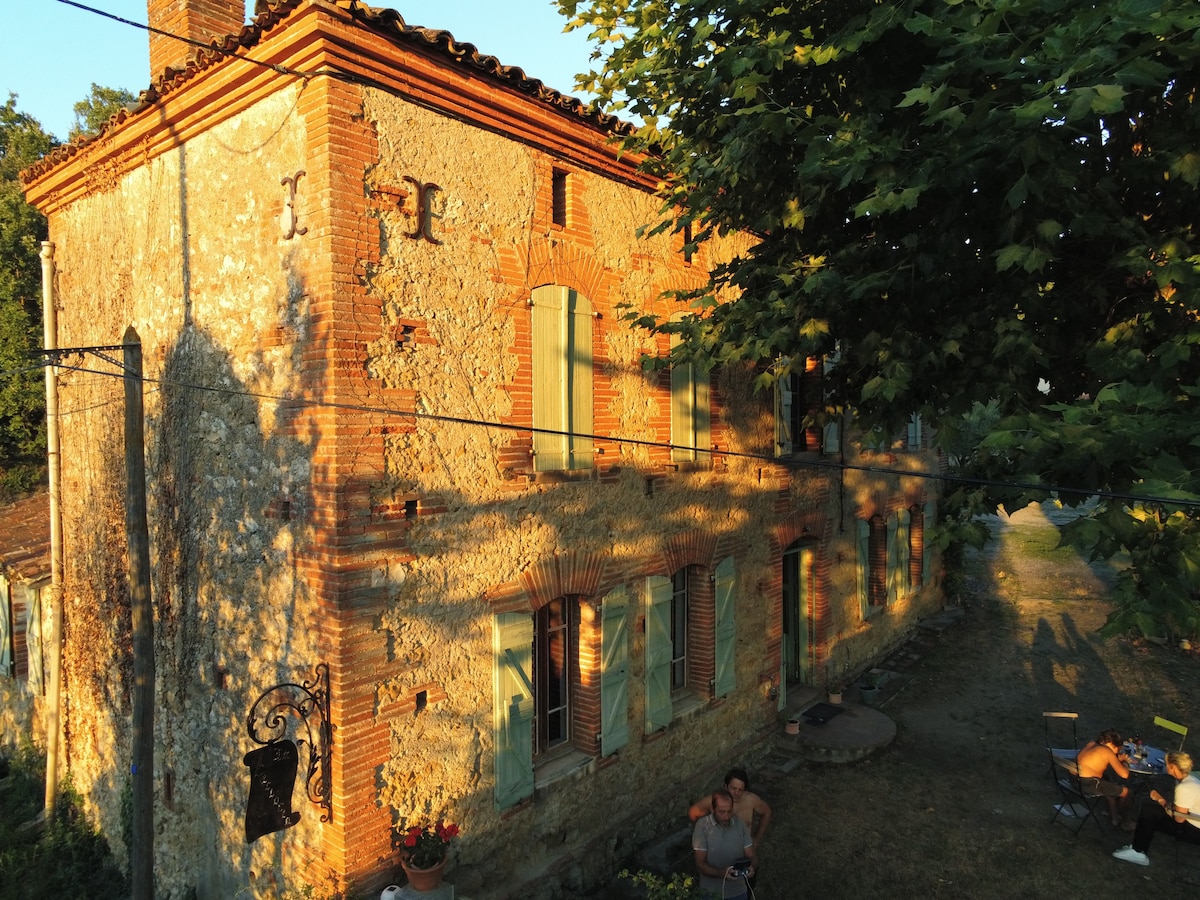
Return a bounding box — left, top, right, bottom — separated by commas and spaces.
20, 350, 1200, 511
53, 0, 369, 84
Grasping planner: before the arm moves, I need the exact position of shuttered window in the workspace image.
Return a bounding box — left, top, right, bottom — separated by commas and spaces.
887, 509, 911, 604
775, 358, 834, 456
493, 613, 535, 810
644, 575, 674, 733
531, 285, 593, 472
713, 556, 736, 698
599, 585, 630, 756
907, 414, 923, 450
775, 370, 795, 456
671, 335, 711, 463
26, 584, 43, 695
0, 576, 11, 678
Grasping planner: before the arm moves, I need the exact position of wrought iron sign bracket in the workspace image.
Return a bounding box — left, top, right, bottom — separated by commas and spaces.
246, 662, 333, 823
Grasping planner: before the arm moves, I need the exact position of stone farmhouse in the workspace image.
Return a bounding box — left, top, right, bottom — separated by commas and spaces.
16, 1, 946, 897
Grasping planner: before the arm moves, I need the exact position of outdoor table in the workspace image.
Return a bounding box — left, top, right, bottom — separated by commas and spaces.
1123, 743, 1166, 777
1120, 743, 1178, 799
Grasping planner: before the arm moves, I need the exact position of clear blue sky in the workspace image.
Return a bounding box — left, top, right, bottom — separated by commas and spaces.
2, 0, 598, 141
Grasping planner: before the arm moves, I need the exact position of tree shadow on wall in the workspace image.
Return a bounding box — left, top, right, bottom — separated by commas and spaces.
146, 266, 324, 897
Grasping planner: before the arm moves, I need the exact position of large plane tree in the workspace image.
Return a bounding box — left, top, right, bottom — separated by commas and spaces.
561, 0, 1200, 639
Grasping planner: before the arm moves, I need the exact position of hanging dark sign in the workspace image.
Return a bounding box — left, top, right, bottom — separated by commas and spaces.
243, 740, 301, 842
243, 663, 332, 842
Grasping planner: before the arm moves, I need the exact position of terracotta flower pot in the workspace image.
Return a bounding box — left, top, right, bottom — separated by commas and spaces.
400, 857, 446, 892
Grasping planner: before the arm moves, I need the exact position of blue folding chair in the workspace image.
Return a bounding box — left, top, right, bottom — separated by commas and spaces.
1043, 711, 1080, 777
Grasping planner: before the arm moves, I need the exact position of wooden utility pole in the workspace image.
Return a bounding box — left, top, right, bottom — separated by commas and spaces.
124, 326, 154, 899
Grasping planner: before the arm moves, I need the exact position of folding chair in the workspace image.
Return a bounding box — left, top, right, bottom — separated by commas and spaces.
1049, 755, 1107, 835
1153, 715, 1188, 751
1043, 711, 1080, 777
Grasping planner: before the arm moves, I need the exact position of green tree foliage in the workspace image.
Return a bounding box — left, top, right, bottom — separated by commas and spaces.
69, 83, 135, 142
0, 747, 130, 899
561, 0, 1200, 638
0, 95, 52, 499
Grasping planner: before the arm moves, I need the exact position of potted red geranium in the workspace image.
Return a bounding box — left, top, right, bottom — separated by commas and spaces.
395, 820, 459, 891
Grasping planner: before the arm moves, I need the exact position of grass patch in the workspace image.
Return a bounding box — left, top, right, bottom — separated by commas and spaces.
0, 746, 129, 900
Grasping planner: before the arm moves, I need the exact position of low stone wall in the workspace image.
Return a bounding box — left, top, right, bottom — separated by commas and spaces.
0, 685, 40, 752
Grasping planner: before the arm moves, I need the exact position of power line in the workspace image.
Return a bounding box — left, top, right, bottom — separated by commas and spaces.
53, 0, 364, 84
24, 348, 1200, 511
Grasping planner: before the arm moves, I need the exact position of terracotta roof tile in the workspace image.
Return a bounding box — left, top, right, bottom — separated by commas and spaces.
23, 0, 626, 183
0, 492, 51, 583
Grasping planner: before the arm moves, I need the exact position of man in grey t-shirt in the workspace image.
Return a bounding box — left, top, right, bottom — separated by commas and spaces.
692, 787, 755, 899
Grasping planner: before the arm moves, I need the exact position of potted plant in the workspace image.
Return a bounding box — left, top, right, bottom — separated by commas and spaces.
827, 682, 844, 705
858, 672, 881, 704
394, 819, 459, 892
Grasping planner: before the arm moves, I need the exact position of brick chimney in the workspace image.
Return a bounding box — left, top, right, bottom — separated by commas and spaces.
147, 0, 248, 77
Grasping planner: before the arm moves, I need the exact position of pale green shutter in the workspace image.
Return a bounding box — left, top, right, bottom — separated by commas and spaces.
644, 576, 673, 732
26, 585, 43, 695
886, 513, 900, 605
532, 286, 565, 471
671, 362, 711, 463
493, 613, 534, 809
822, 421, 840, 455
670, 327, 691, 463
775, 373, 793, 456
895, 509, 910, 600
923, 500, 936, 585
671, 360, 692, 462
713, 556, 736, 698
907, 414, 923, 450
600, 585, 630, 756
0, 576, 11, 677
567, 289, 593, 469
819, 354, 840, 454
856, 519, 870, 616
694, 370, 711, 462
777, 652, 787, 712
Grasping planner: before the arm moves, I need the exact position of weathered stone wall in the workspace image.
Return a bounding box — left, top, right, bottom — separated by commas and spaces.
46, 86, 330, 898
0, 681, 40, 751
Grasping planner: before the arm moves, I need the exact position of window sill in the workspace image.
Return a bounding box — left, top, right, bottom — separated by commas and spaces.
668, 459, 712, 473
672, 691, 708, 722
529, 468, 596, 485
534, 748, 594, 789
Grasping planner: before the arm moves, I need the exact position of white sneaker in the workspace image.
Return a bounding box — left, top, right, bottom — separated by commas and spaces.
1112, 845, 1149, 866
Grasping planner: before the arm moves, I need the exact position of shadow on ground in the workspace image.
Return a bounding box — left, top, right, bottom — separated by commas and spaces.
587, 502, 1200, 898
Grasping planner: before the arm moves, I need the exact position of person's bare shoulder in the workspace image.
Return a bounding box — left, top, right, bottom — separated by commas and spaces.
741, 790, 769, 811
